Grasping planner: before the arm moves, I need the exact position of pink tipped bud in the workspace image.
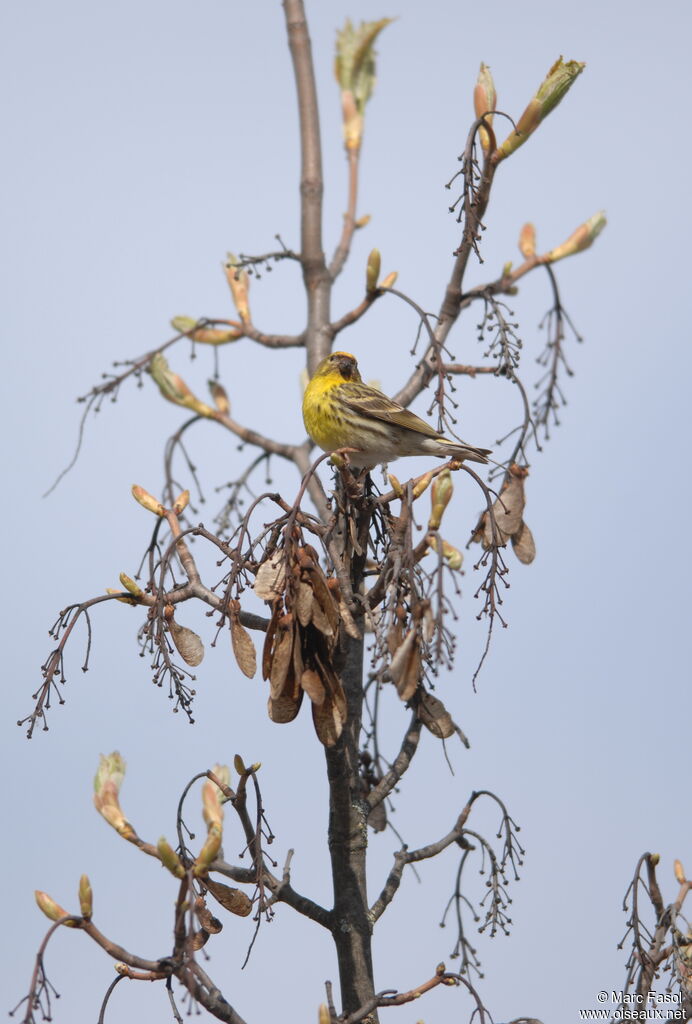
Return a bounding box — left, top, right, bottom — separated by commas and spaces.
473, 63, 497, 155
171, 316, 243, 344
428, 536, 464, 570
193, 821, 223, 877
366, 248, 381, 293
208, 380, 230, 415
118, 573, 143, 598
131, 485, 165, 517
193, 326, 244, 344
157, 837, 186, 878
544, 210, 606, 263
170, 316, 198, 334
148, 353, 215, 416
412, 469, 435, 500
202, 766, 230, 828
78, 874, 93, 918
387, 473, 403, 499
224, 255, 251, 323
518, 223, 537, 258
495, 57, 585, 162
172, 489, 190, 516
378, 271, 398, 290
93, 752, 136, 841
35, 890, 77, 926
334, 18, 393, 151
428, 469, 454, 530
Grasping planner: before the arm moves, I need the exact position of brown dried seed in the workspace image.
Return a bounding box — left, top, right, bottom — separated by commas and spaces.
511, 520, 536, 564
301, 668, 326, 706
339, 600, 362, 640
314, 654, 348, 721
169, 620, 205, 667
389, 631, 421, 701
473, 464, 529, 549
267, 692, 303, 723
311, 596, 334, 637
296, 580, 314, 627
205, 878, 253, 917
194, 897, 223, 934
312, 694, 344, 747
269, 622, 295, 699
307, 565, 339, 632
367, 802, 387, 833
230, 617, 257, 679
254, 551, 286, 601
190, 928, 210, 950
416, 691, 456, 739
262, 609, 279, 681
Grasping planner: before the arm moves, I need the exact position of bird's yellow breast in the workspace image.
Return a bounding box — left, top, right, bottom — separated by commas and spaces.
302, 371, 348, 452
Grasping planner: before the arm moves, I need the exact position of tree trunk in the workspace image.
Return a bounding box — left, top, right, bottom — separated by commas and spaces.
325, 492, 377, 1019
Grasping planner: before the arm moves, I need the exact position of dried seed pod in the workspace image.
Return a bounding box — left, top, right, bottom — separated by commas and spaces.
305, 563, 339, 635
315, 654, 348, 722
169, 619, 205, 667
388, 630, 421, 701
416, 691, 456, 739
312, 693, 345, 747
311, 597, 334, 637
194, 896, 223, 934
267, 691, 303, 723
268, 618, 295, 699
262, 609, 279, 681
367, 801, 387, 833
339, 599, 362, 640
301, 668, 326, 706
190, 928, 210, 951
511, 521, 536, 564
205, 878, 253, 917
472, 463, 528, 547
230, 606, 257, 679
254, 551, 286, 601
295, 580, 314, 627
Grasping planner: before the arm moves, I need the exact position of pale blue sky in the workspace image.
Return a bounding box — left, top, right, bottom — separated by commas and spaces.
3, 1, 691, 1022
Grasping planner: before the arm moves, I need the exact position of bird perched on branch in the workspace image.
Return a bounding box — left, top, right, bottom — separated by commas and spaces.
302, 351, 491, 471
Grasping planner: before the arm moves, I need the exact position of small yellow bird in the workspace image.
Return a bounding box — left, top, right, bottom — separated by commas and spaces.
302, 351, 491, 471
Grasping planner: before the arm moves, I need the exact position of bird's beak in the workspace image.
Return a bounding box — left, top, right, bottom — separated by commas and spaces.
337, 356, 354, 379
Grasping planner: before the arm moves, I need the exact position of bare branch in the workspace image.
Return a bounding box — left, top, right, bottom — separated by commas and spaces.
283, 0, 332, 373
329, 149, 360, 279
367, 711, 422, 810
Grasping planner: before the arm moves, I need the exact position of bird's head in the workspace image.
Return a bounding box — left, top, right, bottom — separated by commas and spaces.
313, 351, 362, 382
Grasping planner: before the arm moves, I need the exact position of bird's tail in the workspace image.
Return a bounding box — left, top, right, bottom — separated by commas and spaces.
443, 440, 492, 465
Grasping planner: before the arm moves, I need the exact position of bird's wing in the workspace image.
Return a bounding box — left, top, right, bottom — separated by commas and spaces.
339, 382, 442, 438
